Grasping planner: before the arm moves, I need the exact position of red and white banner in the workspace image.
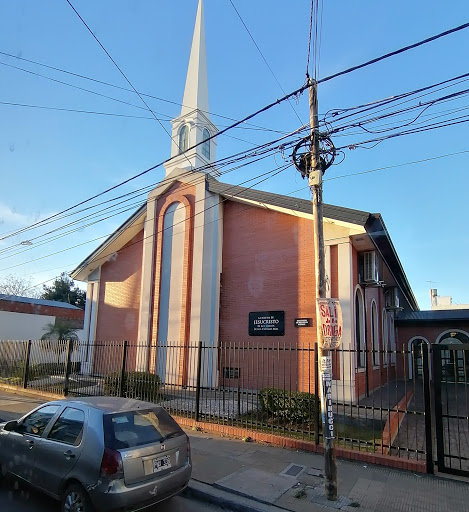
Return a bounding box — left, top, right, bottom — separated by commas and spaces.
317, 298, 342, 349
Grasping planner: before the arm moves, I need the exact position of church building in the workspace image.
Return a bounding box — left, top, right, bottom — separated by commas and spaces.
71, 1, 468, 401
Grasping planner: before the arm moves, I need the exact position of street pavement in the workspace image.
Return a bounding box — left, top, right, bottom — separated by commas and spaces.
1, 388, 469, 512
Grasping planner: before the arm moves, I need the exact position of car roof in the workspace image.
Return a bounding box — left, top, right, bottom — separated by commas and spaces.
52, 396, 162, 414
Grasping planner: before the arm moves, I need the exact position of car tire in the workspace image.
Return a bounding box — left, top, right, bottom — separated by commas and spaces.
61, 483, 94, 512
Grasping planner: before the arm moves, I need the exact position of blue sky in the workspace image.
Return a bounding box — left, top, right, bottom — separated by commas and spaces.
1, 0, 468, 309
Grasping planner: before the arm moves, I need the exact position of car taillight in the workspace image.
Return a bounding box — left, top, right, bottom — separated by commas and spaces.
100, 448, 123, 478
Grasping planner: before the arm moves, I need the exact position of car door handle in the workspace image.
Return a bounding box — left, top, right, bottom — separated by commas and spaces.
63, 450, 75, 459
27, 440, 34, 449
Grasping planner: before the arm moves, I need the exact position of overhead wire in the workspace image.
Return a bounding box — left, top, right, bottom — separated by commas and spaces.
0, 81, 310, 243
228, 0, 304, 125
0, 161, 292, 274
65, 0, 194, 168
0, 126, 308, 256
317, 21, 469, 84
0, 49, 281, 132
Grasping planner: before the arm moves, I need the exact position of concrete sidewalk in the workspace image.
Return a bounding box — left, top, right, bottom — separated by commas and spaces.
1, 388, 468, 512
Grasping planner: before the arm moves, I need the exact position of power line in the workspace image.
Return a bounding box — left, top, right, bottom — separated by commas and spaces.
318, 21, 469, 84
0, 100, 167, 121
0, 126, 307, 256
306, 0, 314, 78
65, 0, 193, 167
228, 0, 304, 125
0, 49, 280, 132
0, 163, 291, 274
324, 149, 469, 181
0, 81, 309, 242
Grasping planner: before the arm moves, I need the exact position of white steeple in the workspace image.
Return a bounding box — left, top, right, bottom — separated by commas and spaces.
164, 0, 218, 178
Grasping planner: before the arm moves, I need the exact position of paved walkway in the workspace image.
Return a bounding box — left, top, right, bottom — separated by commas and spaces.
1, 388, 469, 512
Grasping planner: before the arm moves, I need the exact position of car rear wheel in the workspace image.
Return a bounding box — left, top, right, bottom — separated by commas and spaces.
61, 483, 94, 512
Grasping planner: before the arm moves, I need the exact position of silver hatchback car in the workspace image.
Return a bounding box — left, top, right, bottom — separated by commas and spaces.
0, 396, 192, 511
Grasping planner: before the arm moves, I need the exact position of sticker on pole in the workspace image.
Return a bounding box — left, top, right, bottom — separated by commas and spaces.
318, 298, 342, 349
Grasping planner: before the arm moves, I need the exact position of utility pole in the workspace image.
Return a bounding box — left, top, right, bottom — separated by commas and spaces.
308, 78, 338, 501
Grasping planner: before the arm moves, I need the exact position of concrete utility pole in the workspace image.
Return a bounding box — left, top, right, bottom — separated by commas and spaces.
308, 78, 338, 501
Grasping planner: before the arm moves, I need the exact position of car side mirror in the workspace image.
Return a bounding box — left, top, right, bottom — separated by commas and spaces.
3, 420, 19, 432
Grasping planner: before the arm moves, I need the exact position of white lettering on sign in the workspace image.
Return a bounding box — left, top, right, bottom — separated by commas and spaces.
317, 298, 343, 349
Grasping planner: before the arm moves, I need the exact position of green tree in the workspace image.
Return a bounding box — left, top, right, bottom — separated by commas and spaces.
41, 273, 86, 309
40, 319, 79, 364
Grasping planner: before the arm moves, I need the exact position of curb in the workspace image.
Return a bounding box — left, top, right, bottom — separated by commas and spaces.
185, 480, 289, 512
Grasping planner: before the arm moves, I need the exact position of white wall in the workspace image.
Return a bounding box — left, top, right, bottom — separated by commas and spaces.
0, 311, 56, 341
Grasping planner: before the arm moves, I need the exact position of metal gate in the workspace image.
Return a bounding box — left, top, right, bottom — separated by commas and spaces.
433, 344, 469, 477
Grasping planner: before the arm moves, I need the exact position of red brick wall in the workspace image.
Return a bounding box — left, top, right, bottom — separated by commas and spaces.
219, 201, 316, 393
148, 181, 196, 386
95, 231, 144, 343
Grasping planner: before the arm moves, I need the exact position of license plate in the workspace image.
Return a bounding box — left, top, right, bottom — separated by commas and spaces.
153, 455, 171, 473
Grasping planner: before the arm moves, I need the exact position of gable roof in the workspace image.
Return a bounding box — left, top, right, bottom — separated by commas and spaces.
396, 309, 469, 323
207, 179, 371, 225
0, 294, 82, 310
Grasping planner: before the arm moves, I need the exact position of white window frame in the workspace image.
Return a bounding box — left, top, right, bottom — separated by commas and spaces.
354, 287, 366, 370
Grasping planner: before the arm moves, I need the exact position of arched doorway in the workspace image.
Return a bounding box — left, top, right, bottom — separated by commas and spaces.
408, 337, 430, 380
437, 330, 469, 382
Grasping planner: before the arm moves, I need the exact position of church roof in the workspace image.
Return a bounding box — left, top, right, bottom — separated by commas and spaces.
396, 309, 469, 323
207, 179, 371, 225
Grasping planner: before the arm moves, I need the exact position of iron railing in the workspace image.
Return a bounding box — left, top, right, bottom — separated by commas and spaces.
2, 339, 468, 474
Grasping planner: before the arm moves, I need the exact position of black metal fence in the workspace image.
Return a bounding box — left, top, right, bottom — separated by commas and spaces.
1, 339, 468, 475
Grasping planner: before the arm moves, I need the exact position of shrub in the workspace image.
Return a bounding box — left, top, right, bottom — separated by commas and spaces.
103, 371, 161, 402
258, 388, 320, 424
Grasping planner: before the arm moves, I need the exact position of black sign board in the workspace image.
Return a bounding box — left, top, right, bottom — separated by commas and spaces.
294, 318, 312, 328
249, 311, 285, 336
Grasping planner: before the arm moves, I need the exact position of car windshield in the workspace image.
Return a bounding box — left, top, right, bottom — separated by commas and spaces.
103, 408, 183, 449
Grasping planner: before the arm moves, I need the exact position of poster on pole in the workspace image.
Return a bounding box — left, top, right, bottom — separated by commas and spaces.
317, 298, 342, 349
320, 355, 334, 439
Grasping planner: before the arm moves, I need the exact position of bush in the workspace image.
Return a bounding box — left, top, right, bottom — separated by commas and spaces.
258, 388, 320, 424
27, 362, 82, 380
103, 371, 161, 402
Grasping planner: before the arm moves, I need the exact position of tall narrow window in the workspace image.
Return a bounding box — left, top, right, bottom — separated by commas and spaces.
178, 125, 188, 154
371, 302, 379, 366
382, 311, 388, 366
389, 314, 396, 364
202, 128, 210, 159
355, 289, 365, 368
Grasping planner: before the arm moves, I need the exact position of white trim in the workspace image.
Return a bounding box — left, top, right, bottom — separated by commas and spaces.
136, 198, 158, 370
436, 329, 469, 344
354, 285, 366, 369
370, 299, 379, 368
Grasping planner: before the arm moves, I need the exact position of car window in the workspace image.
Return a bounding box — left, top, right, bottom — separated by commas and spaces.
48, 407, 85, 446
103, 408, 183, 449
17, 405, 61, 437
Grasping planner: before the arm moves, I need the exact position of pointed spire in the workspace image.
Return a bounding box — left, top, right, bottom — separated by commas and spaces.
181, 0, 209, 117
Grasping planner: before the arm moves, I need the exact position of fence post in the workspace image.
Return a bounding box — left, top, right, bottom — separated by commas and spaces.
63, 339, 74, 397
119, 341, 128, 398
195, 341, 202, 422
433, 345, 445, 472
422, 343, 434, 474
23, 340, 32, 389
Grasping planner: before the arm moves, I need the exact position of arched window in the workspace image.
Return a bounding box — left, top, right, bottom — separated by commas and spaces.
382, 309, 388, 367
355, 288, 365, 368
202, 128, 210, 159
371, 302, 379, 367
178, 125, 188, 154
